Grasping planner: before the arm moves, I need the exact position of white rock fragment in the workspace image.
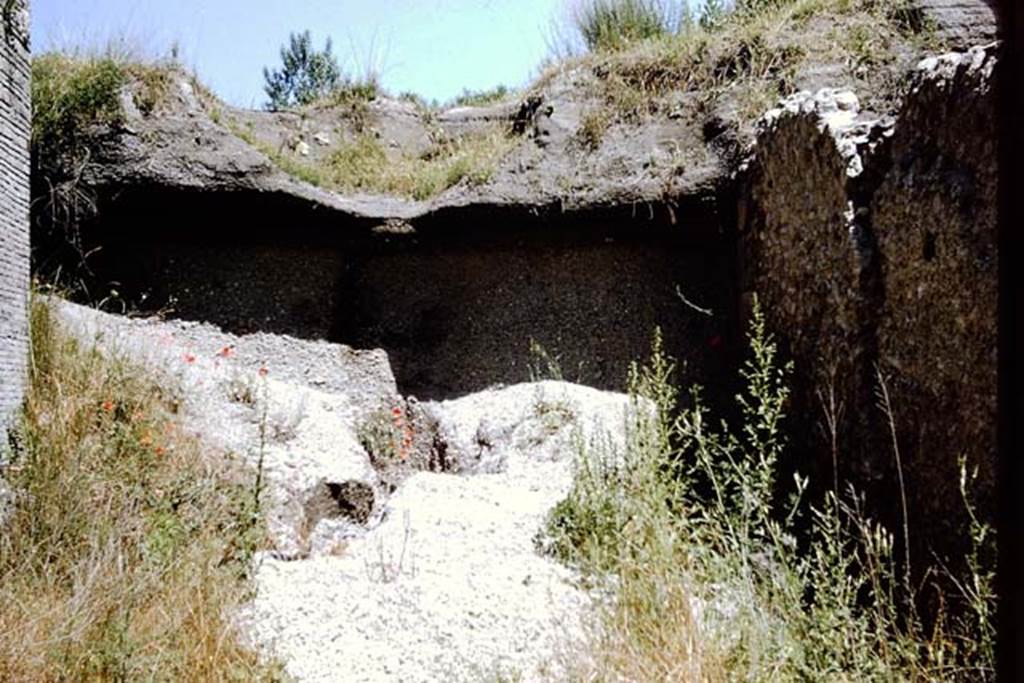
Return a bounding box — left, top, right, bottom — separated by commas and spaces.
242, 381, 639, 682
757, 88, 891, 179
51, 299, 642, 682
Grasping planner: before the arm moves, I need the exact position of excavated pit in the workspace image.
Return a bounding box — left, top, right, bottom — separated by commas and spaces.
67, 186, 740, 400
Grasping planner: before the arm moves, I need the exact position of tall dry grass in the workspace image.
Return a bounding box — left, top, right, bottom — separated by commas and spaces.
0, 297, 281, 681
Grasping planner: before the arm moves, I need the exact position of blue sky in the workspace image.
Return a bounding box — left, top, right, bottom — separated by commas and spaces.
32, 0, 571, 108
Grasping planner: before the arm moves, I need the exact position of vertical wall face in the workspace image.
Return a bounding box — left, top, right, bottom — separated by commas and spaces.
0, 0, 31, 443
739, 90, 893, 498
77, 194, 737, 401
870, 47, 998, 535
911, 0, 998, 48
741, 47, 998, 558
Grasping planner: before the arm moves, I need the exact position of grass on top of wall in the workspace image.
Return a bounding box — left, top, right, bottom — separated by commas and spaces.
541, 0, 944, 129
32, 52, 178, 156
232, 122, 517, 201
0, 296, 282, 682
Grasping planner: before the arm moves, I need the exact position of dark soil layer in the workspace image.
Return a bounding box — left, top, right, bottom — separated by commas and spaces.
73, 187, 738, 400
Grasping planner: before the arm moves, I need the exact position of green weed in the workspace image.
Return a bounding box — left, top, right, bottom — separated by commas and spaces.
239, 127, 516, 200
542, 299, 996, 680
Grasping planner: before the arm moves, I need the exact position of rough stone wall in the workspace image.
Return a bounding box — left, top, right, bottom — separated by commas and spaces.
0, 0, 31, 446
871, 46, 998, 535
741, 90, 892, 456
740, 44, 998, 551
739, 89, 894, 492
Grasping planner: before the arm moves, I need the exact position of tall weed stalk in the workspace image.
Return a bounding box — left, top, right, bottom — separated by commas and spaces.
542, 297, 996, 680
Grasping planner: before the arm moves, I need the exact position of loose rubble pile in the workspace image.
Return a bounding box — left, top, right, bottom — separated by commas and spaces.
55, 300, 640, 681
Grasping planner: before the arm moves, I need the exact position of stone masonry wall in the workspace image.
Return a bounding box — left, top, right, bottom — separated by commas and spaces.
870, 46, 998, 537
0, 0, 31, 447
912, 0, 997, 48
740, 44, 998, 557
738, 88, 895, 497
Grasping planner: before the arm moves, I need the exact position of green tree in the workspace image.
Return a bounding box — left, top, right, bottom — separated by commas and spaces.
263, 30, 341, 110
700, 0, 725, 29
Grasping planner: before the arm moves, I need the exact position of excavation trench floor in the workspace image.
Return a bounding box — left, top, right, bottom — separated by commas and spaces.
243, 463, 587, 682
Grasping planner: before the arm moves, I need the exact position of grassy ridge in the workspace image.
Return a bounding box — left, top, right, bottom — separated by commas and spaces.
541, 0, 942, 130
29, 0, 941, 203
29, 51, 517, 202
231, 121, 516, 201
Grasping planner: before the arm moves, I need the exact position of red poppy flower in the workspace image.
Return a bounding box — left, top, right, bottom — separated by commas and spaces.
258, 367, 269, 377
101, 400, 114, 412
184, 353, 196, 364
218, 346, 233, 358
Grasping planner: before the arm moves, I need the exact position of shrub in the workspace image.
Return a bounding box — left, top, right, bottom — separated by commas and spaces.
263, 30, 343, 110
357, 404, 414, 466
568, 0, 683, 52
0, 296, 279, 680
557, 0, 785, 54
398, 91, 437, 111
31, 53, 126, 155
542, 299, 997, 680
699, 0, 726, 29
328, 78, 380, 109
540, 0, 939, 130
575, 109, 613, 149
450, 85, 512, 108
325, 129, 514, 199
326, 133, 391, 190
32, 50, 178, 157
31, 51, 178, 248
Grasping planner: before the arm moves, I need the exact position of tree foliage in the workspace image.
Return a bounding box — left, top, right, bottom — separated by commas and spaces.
263, 30, 342, 110
699, 0, 725, 29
